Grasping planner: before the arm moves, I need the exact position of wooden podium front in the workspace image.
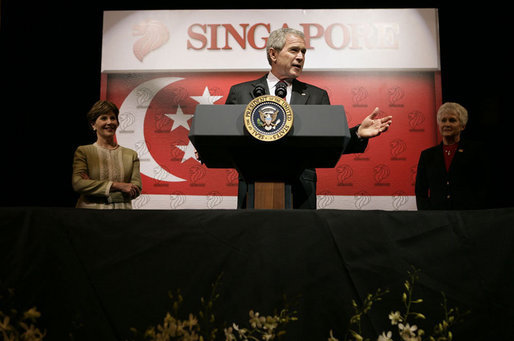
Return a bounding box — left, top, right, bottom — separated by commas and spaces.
254, 182, 286, 209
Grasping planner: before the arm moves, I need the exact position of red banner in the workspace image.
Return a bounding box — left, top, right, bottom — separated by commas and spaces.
103, 71, 439, 209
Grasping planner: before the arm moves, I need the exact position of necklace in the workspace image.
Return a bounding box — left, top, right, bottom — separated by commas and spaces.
443, 144, 458, 156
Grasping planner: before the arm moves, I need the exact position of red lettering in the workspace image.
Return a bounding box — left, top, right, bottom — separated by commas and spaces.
186, 22, 400, 52
324, 23, 350, 49
349, 23, 371, 49
300, 23, 324, 49
222, 24, 249, 50
247, 23, 270, 49
208, 24, 221, 50
187, 24, 207, 50
376, 23, 399, 49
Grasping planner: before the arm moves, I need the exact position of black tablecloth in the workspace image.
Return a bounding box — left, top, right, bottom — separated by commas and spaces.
1, 207, 513, 340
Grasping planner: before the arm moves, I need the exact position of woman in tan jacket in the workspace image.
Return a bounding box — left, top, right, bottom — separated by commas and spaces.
72, 100, 142, 209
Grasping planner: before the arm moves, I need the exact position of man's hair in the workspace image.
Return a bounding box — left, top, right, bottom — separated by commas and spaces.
86, 100, 120, 127
437, 102, 468, 127
266, 28, 305, 65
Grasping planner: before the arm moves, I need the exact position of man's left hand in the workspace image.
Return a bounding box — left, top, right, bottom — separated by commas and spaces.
357, 107, 392, 138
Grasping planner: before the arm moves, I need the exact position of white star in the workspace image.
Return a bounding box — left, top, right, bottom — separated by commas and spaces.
165, 105, 193, 131
190, 86, 223, 104
175, 141, 199, 163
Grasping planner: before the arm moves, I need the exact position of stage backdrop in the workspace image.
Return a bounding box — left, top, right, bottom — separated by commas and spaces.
101, 9, 441, 210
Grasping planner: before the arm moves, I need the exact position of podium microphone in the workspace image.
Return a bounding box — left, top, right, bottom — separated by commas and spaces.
253, 85, 266, 97
275, 81, 287, 99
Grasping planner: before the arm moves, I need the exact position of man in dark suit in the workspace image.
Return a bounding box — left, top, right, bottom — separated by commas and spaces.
225, 28, 392, 209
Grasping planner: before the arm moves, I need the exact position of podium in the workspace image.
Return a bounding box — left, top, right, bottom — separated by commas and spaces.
189, 104, 351, 209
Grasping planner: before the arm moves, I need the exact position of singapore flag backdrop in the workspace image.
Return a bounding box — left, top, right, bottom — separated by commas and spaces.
101, 9, 441, 210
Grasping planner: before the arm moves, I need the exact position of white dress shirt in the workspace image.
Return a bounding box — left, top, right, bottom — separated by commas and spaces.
267, 72, 292, 103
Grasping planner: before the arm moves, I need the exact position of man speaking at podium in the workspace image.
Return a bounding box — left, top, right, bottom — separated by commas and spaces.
225, 28, 392, 209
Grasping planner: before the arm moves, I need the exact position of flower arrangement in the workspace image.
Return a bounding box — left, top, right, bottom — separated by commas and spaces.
328, 267, 468, 341
1, 268, 467, 341
130, 277, 222, 341
223, 308, 297, 341
130, 275, 297, 341
0, 288, 46, 341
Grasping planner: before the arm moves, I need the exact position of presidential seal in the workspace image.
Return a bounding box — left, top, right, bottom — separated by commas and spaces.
244, 95, 293, 142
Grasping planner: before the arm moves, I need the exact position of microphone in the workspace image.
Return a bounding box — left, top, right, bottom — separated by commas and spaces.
253, 85, 266, 97
275, 81, 287, 99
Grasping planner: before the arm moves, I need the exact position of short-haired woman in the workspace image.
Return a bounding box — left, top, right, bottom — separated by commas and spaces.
72, 100, 142, 209
415, 102, 488, 210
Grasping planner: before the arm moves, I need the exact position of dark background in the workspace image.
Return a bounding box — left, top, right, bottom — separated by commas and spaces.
1, 0, 511, 207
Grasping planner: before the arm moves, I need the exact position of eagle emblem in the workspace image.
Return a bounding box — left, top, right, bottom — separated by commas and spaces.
258, 106, 281, 131
244, 95, 293, 142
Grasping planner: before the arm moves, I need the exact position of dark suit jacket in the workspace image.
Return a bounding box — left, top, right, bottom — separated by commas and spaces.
225, 74, 368, 209
415, 140, 489, 210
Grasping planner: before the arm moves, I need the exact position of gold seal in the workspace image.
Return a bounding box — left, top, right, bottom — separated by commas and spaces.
243, 95, 294, 142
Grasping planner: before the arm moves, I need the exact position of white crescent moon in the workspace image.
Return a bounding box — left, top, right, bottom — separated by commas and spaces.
117, 77, 186, 182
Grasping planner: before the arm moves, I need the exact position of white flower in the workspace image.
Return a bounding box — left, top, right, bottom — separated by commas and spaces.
224, 326, 236, 341
388, 311, 402, 325
398, 323, 417, 334
377, 331, 393, 341
249, 310, 265, 329
398, 323, 421, 341
262, 331, 274, 340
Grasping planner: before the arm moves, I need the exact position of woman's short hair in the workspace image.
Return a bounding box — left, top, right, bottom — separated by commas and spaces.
86, 100, 119, 127
437, 102, 468, 126
266, 28, 305, 65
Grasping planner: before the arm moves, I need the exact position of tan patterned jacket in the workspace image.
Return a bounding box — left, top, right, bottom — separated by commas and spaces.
72, 143, 142, 209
